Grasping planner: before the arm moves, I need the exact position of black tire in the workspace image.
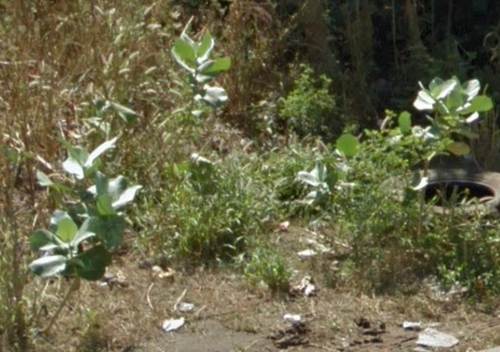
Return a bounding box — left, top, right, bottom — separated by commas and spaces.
422, 168, 500, 215
387, 168, 500, 215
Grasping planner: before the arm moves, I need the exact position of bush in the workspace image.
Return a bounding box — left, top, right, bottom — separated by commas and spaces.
280, 64, 339, 140
158, 152, 278, 264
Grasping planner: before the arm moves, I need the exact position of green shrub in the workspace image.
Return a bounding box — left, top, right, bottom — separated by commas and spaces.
334, 118, 500, 296
280, 64, 339, 140
244, 247, 291, 293
159, 153, 277, 264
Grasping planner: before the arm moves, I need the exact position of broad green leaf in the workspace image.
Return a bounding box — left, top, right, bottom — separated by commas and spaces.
63, 157, 84, 179
71, 218, 96, 248
459, 95, 493, 114
92, 216, 125, 249
447, 141, 470, 156
444, 88, 465, 111
30, 229, 64, 251
311, 162, 327, 183
112, 185, 142, 209
180, 30, 196, 48
36, 171, 53, 186
29, 255, 67, 277
458, 129, 479, 139
195, 57, 231, 83
85, 137, 117, 168
51, 183, 72, 193
298, 171, 320, 187
108, 176, 128, 200
428, 77, 444, 92
398, 111, 412, 134
462, 79, 480, 100
111, 102, 138, 124
431, 79, 457, 100
414, 90, 436, 111
72, 245, 111, 281
199, 57, 231, 76
172, 39, 196, 73
60, 141, 88, 166
197, 32, 214, 63
200, 86, 228, 107
97, 194, 116, 216
84, 160, 101, 180
303, 191, 318, 205
57, 217, 78, 243
336, 134, 358, 157
94, 171, 109, 196
50, 211, 73, 230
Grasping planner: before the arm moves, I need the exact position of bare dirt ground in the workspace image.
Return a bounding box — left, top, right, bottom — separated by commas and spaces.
30, 226, 500, 352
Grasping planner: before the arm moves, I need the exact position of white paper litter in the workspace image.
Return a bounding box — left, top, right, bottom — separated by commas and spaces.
177, 302, 194, 312
162, 317, 185, 332
297, 249, 317, 259
283, 314, 301, 324
279, 221, 290, 232
416, 328, 458, 348
403, 321, 422, 331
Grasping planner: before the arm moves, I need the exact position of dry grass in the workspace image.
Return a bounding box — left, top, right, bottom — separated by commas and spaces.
3, 1, 500, 351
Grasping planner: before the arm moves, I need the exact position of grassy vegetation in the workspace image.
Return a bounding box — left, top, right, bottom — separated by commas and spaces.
2, 1, 500, 351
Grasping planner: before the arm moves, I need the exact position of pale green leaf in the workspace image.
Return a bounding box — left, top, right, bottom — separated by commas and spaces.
200, 86, 228, 107
460, 95, 493, 114
112, 185, 142, 209
196, 32, 214, 63
94, 171, 109, 196
199, 57, 231, 76
398, 111, 412, 134
36, 171, 53, 186
336, 134, 358, 157
63, 157, 84, 179
431, 79, 457, 99
298, 171, 320, 187
414, 90, 436, 111
85, 137, 117, 168
447, 141, 471, 156
72, 245, 111, 281
30, 229, 64, 251
111, 102, 138, 124
97, 194, 116, 216
56, 218, 78, 243
91, 216, 125, 249
29, 255, 67, 277
462, 79, 480, 100
71, 218, 96, 248
172, 39, 196, 73
428, 77, 444, 92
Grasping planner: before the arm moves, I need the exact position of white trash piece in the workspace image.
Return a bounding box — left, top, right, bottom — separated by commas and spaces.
162, 317, 185, 332
403, 321, 422, 331
417, 328, 458, 348
297, 249, 317, 259
283, 314, 301, 324
177, 302, 194, 312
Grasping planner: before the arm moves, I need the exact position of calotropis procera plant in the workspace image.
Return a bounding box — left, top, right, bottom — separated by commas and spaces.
413, 76, 493, 157
172, 21, 231, 113
296, 134, 358, 206
29, 137, 141, 332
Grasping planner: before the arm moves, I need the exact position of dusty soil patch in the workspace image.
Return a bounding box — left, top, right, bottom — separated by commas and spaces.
26, 226, 500, 352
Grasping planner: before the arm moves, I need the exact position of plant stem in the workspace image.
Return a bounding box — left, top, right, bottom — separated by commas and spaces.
41, 277, 80, 334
